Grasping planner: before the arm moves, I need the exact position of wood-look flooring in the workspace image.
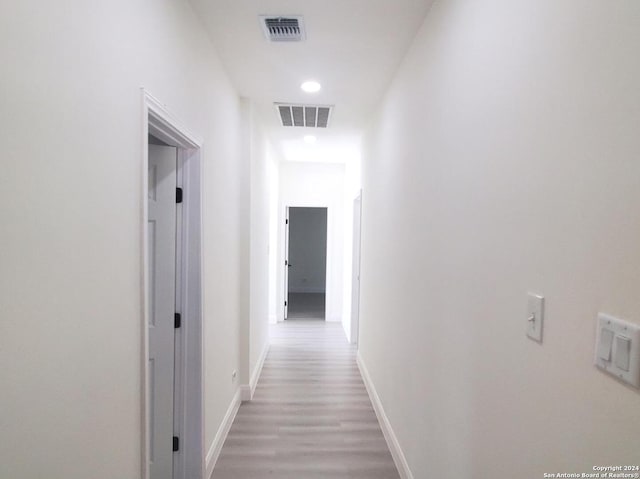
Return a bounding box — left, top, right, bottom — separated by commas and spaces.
211, 320, 400, 479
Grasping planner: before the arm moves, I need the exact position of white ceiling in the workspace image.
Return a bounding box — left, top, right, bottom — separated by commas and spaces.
188, 0, 434, 162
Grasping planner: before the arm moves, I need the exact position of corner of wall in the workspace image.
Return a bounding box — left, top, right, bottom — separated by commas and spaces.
240, 339, 270, 402
204, 388, 242, 479
342, 319, 351, 343
356, 353, 414, 479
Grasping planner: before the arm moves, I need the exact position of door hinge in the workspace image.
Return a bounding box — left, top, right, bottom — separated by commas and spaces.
173, 436, 179, 452
284, 300, 287, 306
285, 260, 288, 266
176, 187, 183, 204
174, 313, 181, 329
285, 219, 288, 224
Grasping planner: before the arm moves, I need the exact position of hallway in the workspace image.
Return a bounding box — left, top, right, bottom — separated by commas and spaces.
3, 1, 640, 477
212, 321, 399, 479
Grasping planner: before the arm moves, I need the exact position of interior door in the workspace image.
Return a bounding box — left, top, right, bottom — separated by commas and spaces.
284, 207, 290, 319
148, 144, 178, 479
351, 194, 362, 344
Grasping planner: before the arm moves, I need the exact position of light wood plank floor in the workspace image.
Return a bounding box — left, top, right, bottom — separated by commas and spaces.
211, 320, 400, 479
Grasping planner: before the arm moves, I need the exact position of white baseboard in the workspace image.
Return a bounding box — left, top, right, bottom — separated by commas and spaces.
357, 353, 414, 479
251, 342, 270, 397
239, 384, 252, 402
342, 319, 350, 342
240, 341, 270, 402
205, 388, 241, 479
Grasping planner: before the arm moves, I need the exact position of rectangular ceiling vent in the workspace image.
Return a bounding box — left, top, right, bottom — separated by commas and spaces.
275, 104, 333, 128
260, 16, 306, 42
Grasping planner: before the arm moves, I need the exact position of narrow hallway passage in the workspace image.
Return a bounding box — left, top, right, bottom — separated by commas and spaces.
212, 321, 400, 479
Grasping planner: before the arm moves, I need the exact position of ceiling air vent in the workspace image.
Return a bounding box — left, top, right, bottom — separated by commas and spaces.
260, 16, 306, 42
276, 104, 333, 128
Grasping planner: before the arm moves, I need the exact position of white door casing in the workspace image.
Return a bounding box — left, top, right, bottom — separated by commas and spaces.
148, 144, 177, 479
350, 194, 362, 344
143, 90, 204, 479
284, 207, 290, 319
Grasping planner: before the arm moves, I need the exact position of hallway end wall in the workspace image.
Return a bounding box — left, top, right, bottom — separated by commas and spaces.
359, 0, 640, 477
277, 162, 346, 322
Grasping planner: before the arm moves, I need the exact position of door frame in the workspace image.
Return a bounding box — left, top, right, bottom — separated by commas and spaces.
350, 192, 362, 344
282, 205, 330, 321
283, 207, 290, 319
141, 89, 204, 479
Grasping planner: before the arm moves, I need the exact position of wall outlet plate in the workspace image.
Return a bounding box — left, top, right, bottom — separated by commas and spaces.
526, 293, 544, 342
595, 313, 640, 388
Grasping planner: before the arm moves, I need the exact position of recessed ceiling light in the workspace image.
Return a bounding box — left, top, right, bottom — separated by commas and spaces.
301, 81, 321, 93
304, 135, 317, 144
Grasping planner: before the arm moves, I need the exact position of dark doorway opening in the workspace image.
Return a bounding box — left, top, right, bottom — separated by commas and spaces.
286, 207, 328, 320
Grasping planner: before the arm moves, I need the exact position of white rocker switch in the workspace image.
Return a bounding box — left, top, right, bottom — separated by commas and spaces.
595, 313, 640, 388
614, 335, 631, 371
597, 328, 614, 361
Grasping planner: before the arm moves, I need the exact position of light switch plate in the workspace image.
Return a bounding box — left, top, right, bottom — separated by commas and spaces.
526, 293, 544, 342
595, 313, 640, 388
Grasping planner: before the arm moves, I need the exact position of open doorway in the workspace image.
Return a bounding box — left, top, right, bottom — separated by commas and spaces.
143, 91, 204, 479
285, 207, 328, 320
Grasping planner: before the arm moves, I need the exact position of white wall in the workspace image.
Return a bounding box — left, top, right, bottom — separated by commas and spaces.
278, 162, 346, 322
288, 208, 328, 294
0, 1, 247, 477
341, 156, 362, 340
268, 148, 280, 324
247, 103, 279, 385
360, 0, 640, 477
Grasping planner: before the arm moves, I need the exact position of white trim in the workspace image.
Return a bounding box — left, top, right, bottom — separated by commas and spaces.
280, 204, 331, 321
240, 340, 270, 401
342, 319, 350, 342
350, 191, 362, 345
357, 353, 414, 479
283, 206, 290, 320
251, 342, 270, 399
146, 91, 203, 148
140, 89, 151, 479
177, 147, 205, 479
205, 389, 242, 479
141, 88, 205, 479
239, 385, 252, 402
